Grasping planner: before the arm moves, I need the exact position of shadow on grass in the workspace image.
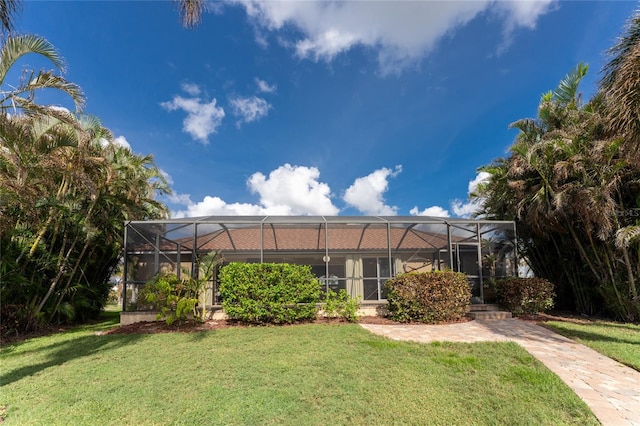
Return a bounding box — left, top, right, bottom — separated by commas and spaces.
543, 323, 639, 346
1, 311, 143, 386
591, 322, 640, 332
1, 333, 143, 386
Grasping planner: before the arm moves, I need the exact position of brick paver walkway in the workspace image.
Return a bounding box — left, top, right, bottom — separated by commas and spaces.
360, 319, 640, 426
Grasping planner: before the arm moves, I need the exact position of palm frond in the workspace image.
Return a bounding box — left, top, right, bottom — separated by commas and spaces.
0, 0, 21, 36
0, 34, 66, 86
1, 73, 85, 114
615, 225, 640, 248
23, 71, 85, 110
600, 9, 640, 152
601, 9, 640, 90
553, 62, 588, 105
175, 0, 204, 28
540, 90, 553, 104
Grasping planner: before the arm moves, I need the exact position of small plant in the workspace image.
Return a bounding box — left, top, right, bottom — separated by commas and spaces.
107, 288, 119, 305
495, 277, 555, 315
192, 251, 224, 320
219, 262, 320, 324
136, 252, 223, 325
322, 289, 360, 322
385, 271, 471, 323
138, 272, 195, 325
0, 304, 26, 338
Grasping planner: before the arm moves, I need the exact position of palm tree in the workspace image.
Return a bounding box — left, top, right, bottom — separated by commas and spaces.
0, 0, 21, 38
0, 109, 171, 329
601, 8, 640, 163
476, 63, 640, 319
0, 34, 84, 114
176, 0, 205, 28
0, 8, 173, 333
46, 125, 170, 322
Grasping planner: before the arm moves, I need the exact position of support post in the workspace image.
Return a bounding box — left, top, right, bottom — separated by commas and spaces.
477, 222, 484, 303
122, 222, 129, 312
446, 222, 453, 271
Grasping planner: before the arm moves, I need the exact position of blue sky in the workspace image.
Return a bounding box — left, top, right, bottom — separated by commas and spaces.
18, 1, 639, 218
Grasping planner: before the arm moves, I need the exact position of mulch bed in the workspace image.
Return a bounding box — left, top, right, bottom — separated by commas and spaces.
3, 311, 600, 343
0, 315, 457, 344
102, 313, 480, 336
103, 315, 402, 335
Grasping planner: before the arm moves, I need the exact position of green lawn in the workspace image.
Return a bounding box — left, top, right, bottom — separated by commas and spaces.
1, 315, 597, 425
543, 319, 640, 371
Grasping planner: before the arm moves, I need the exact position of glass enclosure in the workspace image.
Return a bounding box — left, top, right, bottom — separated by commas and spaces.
123, 216, 517, 311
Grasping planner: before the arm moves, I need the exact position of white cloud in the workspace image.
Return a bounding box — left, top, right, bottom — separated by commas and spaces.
47, 105, 71, 114
172, 195, 266, 218
499, 0, 557, 30
255, 77, 276, 93
451, 172, 491, 218
160, 95, 225, 144
180, 82, 201, 96
167, 192, 192, 207
171, 163, 339, 218
495, 1, 558, 54
410, 206, 450, 218
451, 200, 479, 218
230, 0, 556, 74
159, 169, 174, 185
112, 135, 131, 150
99, 135, 131, 150
248, 164, 339, 215
343, 165, 401, 215
229, 96, 271, 127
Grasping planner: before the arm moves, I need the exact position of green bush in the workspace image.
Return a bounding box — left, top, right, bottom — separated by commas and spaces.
385, 271, 471, 323
322, 289, 360, 322
219, 263, 320, 324
496, 277, 555, 315
137, 252, 222, 325
138, 272, 197, 325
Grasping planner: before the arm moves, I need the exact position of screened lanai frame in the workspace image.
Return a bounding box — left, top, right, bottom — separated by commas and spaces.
122, 216, 517, 311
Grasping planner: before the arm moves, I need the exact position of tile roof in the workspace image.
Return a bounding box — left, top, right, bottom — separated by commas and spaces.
188, 224, 451, 252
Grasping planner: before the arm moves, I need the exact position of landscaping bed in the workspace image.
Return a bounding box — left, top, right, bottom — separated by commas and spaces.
104, 315, 407, 335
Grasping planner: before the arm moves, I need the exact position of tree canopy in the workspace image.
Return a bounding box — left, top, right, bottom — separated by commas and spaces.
475, 13, 640, 320
0, 33, 169, 336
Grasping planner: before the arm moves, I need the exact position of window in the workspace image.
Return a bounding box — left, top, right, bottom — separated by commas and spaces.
363, 257, 393, 300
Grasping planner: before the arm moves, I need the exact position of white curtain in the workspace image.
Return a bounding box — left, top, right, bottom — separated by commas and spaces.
394, 257, 405, 277
346, 255, 363, 299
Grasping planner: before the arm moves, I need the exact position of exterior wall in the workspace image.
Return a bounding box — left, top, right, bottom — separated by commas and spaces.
120, 303, 389, 325
120, 311, 159, 325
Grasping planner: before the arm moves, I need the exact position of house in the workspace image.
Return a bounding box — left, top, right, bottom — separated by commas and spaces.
122, 216, 516, 322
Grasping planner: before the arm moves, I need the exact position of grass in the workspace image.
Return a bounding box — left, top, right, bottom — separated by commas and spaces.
0, 314, 598, 425
543, 319, 640, 371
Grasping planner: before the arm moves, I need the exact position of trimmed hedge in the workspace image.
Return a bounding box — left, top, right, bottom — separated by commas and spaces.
496, 277, 555, 315
219, 262, 320, 324
385, 271, 471, 323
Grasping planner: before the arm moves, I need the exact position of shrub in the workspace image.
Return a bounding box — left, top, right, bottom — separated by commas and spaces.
137, 252, 223, 325
138, 272, 197, 325
495, 277, 555, 315
321, 289, 360, 322
385, 271, 471, 323
219, 263, 320, 324
0, 304, 27, 338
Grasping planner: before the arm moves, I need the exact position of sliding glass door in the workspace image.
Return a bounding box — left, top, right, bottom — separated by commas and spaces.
363, 257, 393, 301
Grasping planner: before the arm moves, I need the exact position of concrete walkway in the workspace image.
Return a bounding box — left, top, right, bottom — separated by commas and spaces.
360, 319, 640, 426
